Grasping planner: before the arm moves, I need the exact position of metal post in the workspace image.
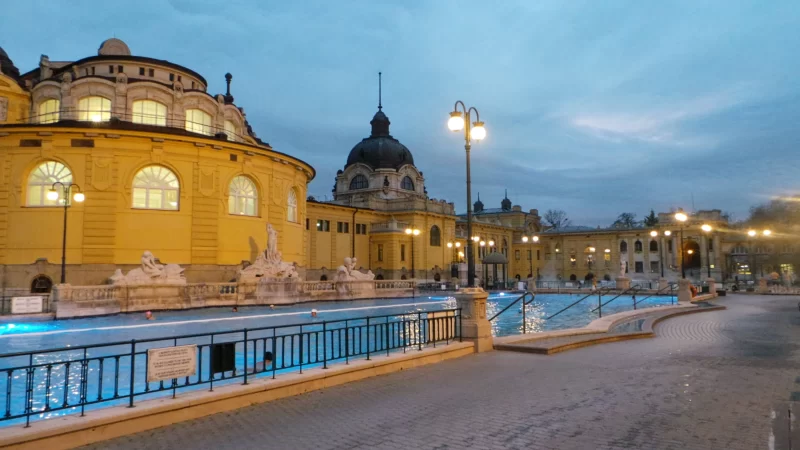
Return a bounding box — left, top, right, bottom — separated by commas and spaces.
417, 312, 423, 351
243, 329, 249, 384
680, 225, 686, 279
598, 294, 602, 317
464, 110, 475, 288
522, 294, 527, 334
60, 187, 68, 284
707, 234, 712, 279
660, 238, 665, 278
410, 235, 415, 279
366, 317, 370, 360
128, 340, 136, 408
322, 322, 328, 369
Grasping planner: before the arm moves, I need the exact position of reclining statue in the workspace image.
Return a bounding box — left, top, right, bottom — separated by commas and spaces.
110, 251, 186, 285
238, 223, 301, 281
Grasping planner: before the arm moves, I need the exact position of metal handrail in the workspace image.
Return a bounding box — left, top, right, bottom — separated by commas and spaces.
633, 283, 677, 307
488, 291, 536, 334
0, 307, 462, 427
545, 287, 612, 321
590, 285, 644, 314
488, 291, 533, 322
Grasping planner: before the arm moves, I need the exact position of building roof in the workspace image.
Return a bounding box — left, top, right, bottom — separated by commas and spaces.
346, 108, 414, 171
0, 47, 20, 81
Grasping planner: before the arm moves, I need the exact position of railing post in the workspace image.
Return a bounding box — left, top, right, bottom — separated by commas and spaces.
24, 354, 33, 428
417, 312, 423, 351
366, 317, 371, 360
345, 319, 350, 365
385, 316, 390, 356
455, 288, 492, 352
598, 294, 602, 318
128, 340, 136, 408
243, 329, 249, 384
322, 321, 328, 369
522, 293, 527, 334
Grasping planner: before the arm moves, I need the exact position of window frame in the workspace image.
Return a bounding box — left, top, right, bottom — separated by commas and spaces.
228, 175, 258, 216
26, 161, 73, 207
349, 175, 368, 190
131, 165, 180, 211
429, 225, 441, 247
78, 96, 112, 122
401, 176, 414, 191
38, 99, 60, 124
132, 100, 168, 126
185, 109, 213, 136
287, 188, 298, 223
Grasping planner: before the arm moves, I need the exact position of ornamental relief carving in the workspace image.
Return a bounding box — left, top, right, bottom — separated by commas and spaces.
91, 158, 113, 191
198, 166, 216, 197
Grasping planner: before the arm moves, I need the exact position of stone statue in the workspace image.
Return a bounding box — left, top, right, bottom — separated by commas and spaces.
336, 257, 375, 281
238, 223, 300, 281
619, 258, 627, 278
110, 251, 186, 285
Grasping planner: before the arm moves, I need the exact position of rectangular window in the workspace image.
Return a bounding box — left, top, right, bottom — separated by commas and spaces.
169, 73, 175, 81
306, 219, 309, 230
336, 222, 349, 233
178, 75, 182, 82
527, 250, 532, 261
149, 68, 155, 77
515, 250, 520, 260
316, 220, 330, 232
191, 81, 196, 89
109, 65, 114, 74
668, 241, 673, 253
708, 240, 713, 251
650, 261, 659, 273
91, 67, 96, 75
401, 244, 406, 262
355, 223, 368, 235
377, 244, 384, 262
537, 250, 540, 260
139, 67, 145, 76
635, 261, 644, 273
117, 65, 123, 73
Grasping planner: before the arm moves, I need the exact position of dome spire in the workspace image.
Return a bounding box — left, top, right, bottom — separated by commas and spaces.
501, 189, 512, 211
378, 71, 382, 111
370, 72, 390, 137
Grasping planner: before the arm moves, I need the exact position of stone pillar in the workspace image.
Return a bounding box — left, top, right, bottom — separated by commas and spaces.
678, 278, 692, 303
659, 278, 669, 290
700, 235, 708, 274
527, 277, 536, 292
706, 278, 717, 295
455, 287, 492, 352
616, 277, 631, 290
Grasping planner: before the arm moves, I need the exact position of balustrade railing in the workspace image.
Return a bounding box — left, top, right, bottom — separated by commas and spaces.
0, 308, 461, 427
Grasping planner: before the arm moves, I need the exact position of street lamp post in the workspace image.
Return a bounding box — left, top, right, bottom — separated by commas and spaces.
448, 102, 486, 288
47, 182, 85, 284
674, 210, 688, 278
747, 229, 771, 280
522, 235, 539, 287
650, 230, 666, 278
701, 224, 713, 279
447, 241, 462, 280
405, 227, 421, 279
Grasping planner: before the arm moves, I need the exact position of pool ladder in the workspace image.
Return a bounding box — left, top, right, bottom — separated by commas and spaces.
488, 291, 536, 334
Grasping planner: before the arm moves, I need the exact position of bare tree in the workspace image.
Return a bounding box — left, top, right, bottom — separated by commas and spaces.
612, 212, 638, 229
543, 209, 571, 229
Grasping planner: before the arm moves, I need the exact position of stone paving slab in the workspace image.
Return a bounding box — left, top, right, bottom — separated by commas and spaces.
80, 294, 800, 450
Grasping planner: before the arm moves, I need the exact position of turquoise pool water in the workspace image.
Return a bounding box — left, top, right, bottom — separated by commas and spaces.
0, 292, 674, 425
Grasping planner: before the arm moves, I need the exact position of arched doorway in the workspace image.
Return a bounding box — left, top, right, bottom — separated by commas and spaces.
433, 273, 441, 282
569, 274, 577, 281
683, 240, 701, 270
320, 274, 328, 281
31, 275, 53, 293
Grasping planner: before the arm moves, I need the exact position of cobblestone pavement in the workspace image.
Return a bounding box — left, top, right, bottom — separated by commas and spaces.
83, 295, 800, 450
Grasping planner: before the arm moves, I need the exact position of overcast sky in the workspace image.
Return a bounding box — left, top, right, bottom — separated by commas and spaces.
3, 0, 798, 226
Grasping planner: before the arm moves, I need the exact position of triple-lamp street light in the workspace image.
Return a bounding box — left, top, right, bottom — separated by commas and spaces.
446, 241, 462, 278
448, 101, 486, 288
674, 209, 688, 278
649, 229, 673, 277
521, 235, 539, 280
47, 182, 85, 284
404, 227, 421, 279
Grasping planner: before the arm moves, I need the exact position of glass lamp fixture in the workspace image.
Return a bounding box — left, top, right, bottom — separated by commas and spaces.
448, 111, 465, 132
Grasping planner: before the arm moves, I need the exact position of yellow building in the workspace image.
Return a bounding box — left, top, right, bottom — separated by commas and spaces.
0, 39, 312, 292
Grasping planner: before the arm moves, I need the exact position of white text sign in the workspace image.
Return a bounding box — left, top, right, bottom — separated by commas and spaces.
147, 345, 197, 383
11, 296, 44, 314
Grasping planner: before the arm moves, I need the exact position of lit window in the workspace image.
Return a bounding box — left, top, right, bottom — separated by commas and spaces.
77, 96, 111, 122
185, 109, 212, 135
132, 100, 167, 126
228, 176, 257, 216
287, 188, 298, 222
27, 161, 72, 206
224, 120, 237, 141
38, 99, 60, 124
349, 175, 368, 190
132, 166, 180, 210
401, 176, 414, 191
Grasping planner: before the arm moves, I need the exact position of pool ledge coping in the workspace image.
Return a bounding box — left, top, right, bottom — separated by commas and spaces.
0, 341, 474, 450
494, 296, 722, 348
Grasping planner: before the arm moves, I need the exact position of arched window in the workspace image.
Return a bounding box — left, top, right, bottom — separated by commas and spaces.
132, 100, 167, 126
30, 275, 53, 293
320, 274, 328, 281
401, 176, 414, 191
634, 240, 643, 252
132, 166, 180, 210
185, 109, 212, 135
376, 274, 384, 280
349, 175, 368, 190
429, 225, 441, 246
38, 99, 60, 123
78, 96, 111, 122
224, 120, 237, 141
287, 188, 298, 222
433, 273, 441, 282
401, 274, 408, 280
569, 274, 577, 281
620, 241, 628, 253
27, 161, 72, 206
649, 240, 658, 252
228, 176, 258, 216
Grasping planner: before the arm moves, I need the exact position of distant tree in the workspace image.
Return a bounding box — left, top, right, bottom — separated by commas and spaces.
307, 195, 317, 202
720, 211, 734, 223
612, 212, 637, 229
543, 209, 571, 229
643, 210, 659, 227
746, 197, 800, 230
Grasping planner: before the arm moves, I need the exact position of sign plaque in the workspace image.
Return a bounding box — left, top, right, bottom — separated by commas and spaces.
11, 296, 44, 314
147, 345, 197, 383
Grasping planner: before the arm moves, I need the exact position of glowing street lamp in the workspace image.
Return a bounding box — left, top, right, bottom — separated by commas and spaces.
48, 182, 85, 284
405, 227, 421, 279
449, 101, 487, 288
674, 209, 688, 278
701, 224, 713, 278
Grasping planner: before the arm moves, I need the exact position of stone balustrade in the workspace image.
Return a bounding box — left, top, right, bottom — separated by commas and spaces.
52, 279, 417, 318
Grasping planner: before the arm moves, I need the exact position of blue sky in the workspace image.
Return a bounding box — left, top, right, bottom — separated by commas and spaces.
2, 0, 798, 225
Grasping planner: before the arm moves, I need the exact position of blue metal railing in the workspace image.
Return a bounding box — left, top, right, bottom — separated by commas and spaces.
0, 308, 461, 427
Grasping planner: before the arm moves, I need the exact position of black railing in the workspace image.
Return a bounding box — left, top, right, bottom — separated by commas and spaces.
633, 283, 677, 307
488, 291, 536, 334
0, 308, 461, 427
590, 286, 644, 316
15, 110, 253, 143
545, 288, 612, 321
